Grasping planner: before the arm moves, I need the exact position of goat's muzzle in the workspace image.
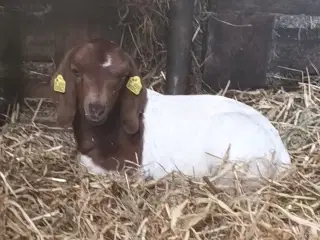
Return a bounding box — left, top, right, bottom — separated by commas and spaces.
85, 103, 108, 125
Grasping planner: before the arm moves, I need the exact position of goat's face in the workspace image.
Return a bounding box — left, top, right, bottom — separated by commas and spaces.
72, 41, 130, 124
51, 38, 146, 134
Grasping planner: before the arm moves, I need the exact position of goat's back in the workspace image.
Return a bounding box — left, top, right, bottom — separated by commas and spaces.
141, 90, 291, 184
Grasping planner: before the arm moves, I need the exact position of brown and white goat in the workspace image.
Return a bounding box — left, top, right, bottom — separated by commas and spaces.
51, 38, 291, 185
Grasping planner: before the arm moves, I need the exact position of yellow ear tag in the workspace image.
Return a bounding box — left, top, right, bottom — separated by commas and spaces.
126, 76, 142, 95
53, 74, 66, 93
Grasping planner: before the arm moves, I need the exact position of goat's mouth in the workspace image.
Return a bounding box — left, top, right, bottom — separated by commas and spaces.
85, 114, 108, 125
84, 110, 108, 126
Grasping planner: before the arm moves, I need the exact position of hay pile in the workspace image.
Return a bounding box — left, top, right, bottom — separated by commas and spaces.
119, 0, 208, 93
1, 79, 320, 240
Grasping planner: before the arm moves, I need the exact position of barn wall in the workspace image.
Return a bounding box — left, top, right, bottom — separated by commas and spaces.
0, 1, 124, 100
217, 0, 320, 15
2, 0, 319, 104
203, 0, 320, 91
0, 6, 25, 125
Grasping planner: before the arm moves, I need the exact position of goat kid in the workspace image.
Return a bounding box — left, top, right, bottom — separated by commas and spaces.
51, 38, 291, 186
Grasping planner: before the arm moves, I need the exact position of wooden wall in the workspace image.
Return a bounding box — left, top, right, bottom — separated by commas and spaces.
202, 0, 320, 91
1, 0, 320, 103
0, 1, 124, 99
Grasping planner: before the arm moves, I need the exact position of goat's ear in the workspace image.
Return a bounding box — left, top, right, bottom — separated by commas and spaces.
120, 53, 146, 135
50, 47, 77, 128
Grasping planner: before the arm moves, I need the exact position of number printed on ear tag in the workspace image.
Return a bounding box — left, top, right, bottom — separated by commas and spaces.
126, 76, 142, 95
53, 74, 66, 93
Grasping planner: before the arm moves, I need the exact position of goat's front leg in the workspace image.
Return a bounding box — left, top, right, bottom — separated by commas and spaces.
77, 149, 109, 175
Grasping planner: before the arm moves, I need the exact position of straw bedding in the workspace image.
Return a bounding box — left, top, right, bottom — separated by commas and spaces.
1, 80, 320, 240
1, 0, 320, 239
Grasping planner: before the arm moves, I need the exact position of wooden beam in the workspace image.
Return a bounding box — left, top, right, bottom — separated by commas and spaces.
165, 0, 194, 95
202, 12, 274, 92
217, 0, 320, 16
0, 4, 24, 126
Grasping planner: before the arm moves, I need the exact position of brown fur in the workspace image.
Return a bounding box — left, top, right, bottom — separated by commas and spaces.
50, 38, 147, 172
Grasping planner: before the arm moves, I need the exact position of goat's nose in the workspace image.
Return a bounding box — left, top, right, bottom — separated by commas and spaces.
88, 103, 105, 117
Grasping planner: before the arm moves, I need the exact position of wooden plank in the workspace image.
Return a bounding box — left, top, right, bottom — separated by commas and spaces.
23, 80, 54, 99
202, 12, 275, 91
0, 7, 24, 124
22, 29, 56, 62
216, 0, 320, 15
267, 15, 320, 76
4, 1, 122, 62
0, 14, 5, 57
0, 61, 54, 99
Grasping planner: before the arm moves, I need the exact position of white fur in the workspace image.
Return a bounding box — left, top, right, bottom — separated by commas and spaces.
141, 89, 291, 184
79, 154, 108, 175
101, 54, 112, 68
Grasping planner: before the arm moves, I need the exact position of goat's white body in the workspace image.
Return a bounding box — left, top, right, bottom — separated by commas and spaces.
141, 89, 291, 184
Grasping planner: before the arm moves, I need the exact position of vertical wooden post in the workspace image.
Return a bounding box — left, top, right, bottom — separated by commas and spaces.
165, 0, 194, 95
0, 5, 24, 126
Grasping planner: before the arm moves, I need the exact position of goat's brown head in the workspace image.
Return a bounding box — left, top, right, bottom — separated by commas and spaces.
51, 38, 146, 134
